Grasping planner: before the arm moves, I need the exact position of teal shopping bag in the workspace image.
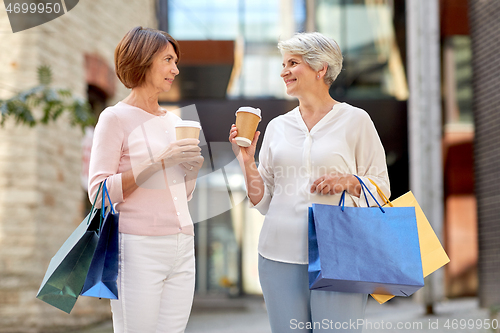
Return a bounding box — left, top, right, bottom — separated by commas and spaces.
36, 183, 102, 313
308, 176, 424, 296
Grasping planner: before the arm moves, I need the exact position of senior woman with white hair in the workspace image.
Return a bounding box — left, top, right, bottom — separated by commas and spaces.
229, 32, 390, 332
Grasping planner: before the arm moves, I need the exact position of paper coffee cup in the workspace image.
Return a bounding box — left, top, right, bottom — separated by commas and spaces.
175, 120, 201, 140
235, 107, 262, 147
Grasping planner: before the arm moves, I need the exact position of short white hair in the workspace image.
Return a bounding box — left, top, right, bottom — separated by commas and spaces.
278, 32, 343, 86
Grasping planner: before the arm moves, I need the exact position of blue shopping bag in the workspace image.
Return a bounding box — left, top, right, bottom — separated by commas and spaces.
308, 176, 424, 296
81, 180, 119, 299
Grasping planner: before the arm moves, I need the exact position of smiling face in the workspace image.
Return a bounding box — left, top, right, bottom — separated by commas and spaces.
281, 53, 318, 98
144, 42, 179, 93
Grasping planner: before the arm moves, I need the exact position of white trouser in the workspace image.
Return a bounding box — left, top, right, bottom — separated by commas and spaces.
111, 233, 195, 333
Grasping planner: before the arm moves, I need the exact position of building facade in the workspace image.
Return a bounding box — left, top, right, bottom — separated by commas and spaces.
0, 1, 156, 331
468, 0, 500, 308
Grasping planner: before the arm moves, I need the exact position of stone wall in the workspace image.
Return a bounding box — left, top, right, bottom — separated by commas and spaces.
469, 0, 500, 309
0, 1, 157, 331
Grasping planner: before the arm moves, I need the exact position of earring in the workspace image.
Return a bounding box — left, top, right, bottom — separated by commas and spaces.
317, 75, 320, 79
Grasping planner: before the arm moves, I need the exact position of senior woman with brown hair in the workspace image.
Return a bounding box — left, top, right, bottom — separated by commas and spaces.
229, 32, 390, 332
88, 26, 203, 333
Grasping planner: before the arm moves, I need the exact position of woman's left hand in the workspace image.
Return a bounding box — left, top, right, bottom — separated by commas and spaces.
180, 155, 204, 179
310, 173, 360, 196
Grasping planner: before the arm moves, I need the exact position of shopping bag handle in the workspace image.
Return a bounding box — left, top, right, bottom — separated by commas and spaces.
339, 175, 385, 213
354, 175, 385, 213
101, 179, 116, 218
98, 179, 117, 232
368, 178, 393, 207
338, 185, 372, 211
87, 182, 102, 226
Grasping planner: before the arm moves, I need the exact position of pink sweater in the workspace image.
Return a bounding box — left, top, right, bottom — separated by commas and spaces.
88, 102, 194, 236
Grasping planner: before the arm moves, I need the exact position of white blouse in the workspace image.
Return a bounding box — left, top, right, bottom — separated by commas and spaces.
252, 103, 391, 264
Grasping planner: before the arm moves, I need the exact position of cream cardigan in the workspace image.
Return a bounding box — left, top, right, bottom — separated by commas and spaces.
253, 103, 390, 264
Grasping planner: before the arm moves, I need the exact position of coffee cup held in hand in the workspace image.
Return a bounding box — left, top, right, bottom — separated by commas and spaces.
175, 120, 201, 140
235, 107, 262, 147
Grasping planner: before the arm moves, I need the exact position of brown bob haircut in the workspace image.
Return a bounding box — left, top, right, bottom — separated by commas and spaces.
114, 26, 180, 89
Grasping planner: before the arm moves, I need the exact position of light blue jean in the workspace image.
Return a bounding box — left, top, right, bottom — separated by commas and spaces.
259, 255, 367, 333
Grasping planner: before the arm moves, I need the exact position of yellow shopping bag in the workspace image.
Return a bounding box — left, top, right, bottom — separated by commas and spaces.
369, 180, 450, 304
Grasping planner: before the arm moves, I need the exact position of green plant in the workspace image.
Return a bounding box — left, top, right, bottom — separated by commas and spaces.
0, 65, 95, 130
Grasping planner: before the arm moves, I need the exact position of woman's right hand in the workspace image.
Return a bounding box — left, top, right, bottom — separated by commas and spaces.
229, 124, 260, 165
153, 138, 202, 169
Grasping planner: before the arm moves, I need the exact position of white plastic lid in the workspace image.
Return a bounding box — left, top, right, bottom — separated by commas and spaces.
175, 120, 201, 129
235, 106, 262, 119
235, 137, 252, 147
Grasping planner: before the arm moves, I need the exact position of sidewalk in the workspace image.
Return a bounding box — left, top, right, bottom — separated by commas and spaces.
76, 295, 495, 333
363, 297, 492, 333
